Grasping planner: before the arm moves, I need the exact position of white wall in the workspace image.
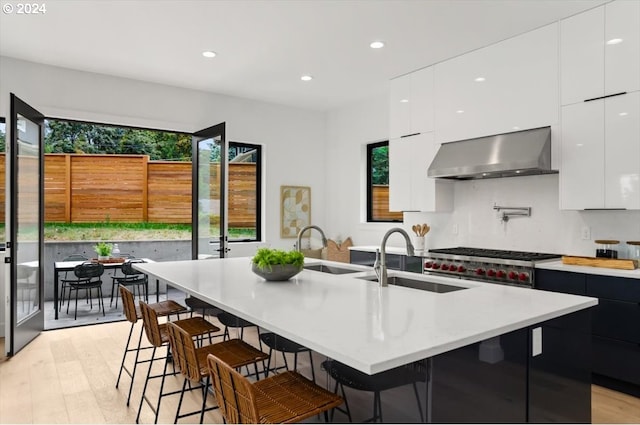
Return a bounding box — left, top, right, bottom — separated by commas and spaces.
0, 56, 327, 249
325, 95, 396, 245
326, 93, 640, 256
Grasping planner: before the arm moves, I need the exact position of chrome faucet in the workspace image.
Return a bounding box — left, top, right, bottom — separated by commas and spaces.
377, 227, 415, 287
296, 225, 328, 251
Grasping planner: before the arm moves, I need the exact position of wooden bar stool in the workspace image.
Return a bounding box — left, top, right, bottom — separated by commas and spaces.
166, 321, 270, 423
135, 301, 221, 424
207, 352, 343, 423
115, 285, 188, 406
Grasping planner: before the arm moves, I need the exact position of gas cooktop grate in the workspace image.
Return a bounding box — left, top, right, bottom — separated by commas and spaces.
428, 247, 560, 262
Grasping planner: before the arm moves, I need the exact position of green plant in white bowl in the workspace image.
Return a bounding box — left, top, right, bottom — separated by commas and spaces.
251, 248, 304, 281
94, 242, 113, 260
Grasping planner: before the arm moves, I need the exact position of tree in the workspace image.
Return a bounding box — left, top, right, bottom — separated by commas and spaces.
371, 145, 390, 185
44, 119, 192, 160
0, 123, 5, 153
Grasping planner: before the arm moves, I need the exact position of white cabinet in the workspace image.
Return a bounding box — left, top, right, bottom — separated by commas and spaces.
389, 66, 434, 139
605, 92, 640, 208
561, 0, 640, 106
560, 101, 605, 209
434, 23, 559, 144
389, 133, 453, 212
560, 92, 640, 209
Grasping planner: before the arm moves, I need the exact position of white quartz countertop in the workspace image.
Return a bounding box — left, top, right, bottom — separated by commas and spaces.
135, 257, 596, 375
536, 260, 640, 279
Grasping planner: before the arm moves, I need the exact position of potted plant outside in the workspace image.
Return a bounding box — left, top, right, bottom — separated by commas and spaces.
94, 242, 113, 261
251, 248, 305, 281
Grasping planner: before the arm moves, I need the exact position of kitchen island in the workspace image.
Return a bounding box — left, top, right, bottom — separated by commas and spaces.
135, 257, 597, 423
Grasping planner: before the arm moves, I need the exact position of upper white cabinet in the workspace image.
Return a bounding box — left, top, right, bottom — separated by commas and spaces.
389, 66, 434, 139
561, 0, 640, 106
560, 91, 640, 209
434, 23, 559, 144
389, 133, 453, 212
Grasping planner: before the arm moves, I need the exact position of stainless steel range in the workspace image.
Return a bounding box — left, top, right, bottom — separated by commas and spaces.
423, 247, 561, 287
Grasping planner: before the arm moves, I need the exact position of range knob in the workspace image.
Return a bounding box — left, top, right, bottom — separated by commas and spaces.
441, 264, 449, 271
496, 270, 506, 279
457, 265, 466, 273
424, 261, 433, 269
486, 269, 496, 277
476, 268, 485, 275
518, 272, 529, 281
508, 271, 517, 280
432, 263, 441, 270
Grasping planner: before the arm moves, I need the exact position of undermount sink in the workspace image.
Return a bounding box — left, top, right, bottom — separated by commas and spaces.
358, 275, 466, 293
303, 264, 362, 275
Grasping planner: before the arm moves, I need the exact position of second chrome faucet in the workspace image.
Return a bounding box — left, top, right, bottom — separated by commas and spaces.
374, 227, 415, 287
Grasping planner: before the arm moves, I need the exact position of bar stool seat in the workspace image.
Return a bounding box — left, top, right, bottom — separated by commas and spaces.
167, 322, 270, 423
260, 332, 315, 382
208, 352, 343, 424
136, 301, 223, 424
116, 285, 188, 406
321, 359, 425, 423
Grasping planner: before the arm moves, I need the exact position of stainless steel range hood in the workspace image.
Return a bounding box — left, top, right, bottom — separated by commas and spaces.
428, 126, 557, 180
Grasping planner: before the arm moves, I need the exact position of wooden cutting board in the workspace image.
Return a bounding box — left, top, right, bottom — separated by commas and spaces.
562, 256, 638, 270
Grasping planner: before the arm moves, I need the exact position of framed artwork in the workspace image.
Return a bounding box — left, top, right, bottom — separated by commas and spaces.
280, 185, 311, 238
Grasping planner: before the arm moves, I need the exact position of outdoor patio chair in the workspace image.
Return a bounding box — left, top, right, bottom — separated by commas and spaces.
59, 254, 88, 309
110, 258, 148, 308
66, 261, 105, 320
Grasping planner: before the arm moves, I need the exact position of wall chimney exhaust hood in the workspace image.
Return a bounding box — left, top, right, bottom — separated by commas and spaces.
428, 126, 557, 180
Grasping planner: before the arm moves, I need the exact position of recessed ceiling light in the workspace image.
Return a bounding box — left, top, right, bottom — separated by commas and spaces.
456, 110, 465, 114
474, 77, 486, 82
370, 41, 385, 49
301, 75, 313, 82
513, 126, 520, 130
619, 112, 628, 116
606, 38, 623, 45
202, 50, 217, 58
515, 170, 522, 174
400, 99, 409, 103
576, 143, 584, 147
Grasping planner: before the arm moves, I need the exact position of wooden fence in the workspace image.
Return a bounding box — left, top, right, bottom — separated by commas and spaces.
0, 154, 396, 226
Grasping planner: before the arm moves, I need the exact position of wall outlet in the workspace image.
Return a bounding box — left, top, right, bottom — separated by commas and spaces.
452, 224, 459, 235
581, 226, 591, 240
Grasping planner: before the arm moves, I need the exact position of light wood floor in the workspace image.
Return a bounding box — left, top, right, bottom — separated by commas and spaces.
1, 321, 639, 424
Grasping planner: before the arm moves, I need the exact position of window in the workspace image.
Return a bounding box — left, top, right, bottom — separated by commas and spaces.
228, 142, 261, 241
366, 141, 403, 222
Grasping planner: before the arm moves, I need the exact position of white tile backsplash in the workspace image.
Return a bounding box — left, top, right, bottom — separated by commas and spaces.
405, 174, 640, 257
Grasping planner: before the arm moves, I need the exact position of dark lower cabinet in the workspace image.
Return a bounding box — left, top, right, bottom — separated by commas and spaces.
528, 310, 592, 423
431, 329, 528, 423
431, 311, 592, 423
592, 336, 640, 387
536, 268, 640, 392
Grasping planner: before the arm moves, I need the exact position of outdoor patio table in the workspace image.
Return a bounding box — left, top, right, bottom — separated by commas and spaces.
53, 258, 156, 320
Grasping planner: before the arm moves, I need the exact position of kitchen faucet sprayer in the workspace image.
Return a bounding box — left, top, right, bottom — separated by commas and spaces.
378, 227, 415, 287
296, 225, 328, 252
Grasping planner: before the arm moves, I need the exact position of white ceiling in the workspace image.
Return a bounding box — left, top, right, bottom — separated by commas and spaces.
0, 0, 607, 111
